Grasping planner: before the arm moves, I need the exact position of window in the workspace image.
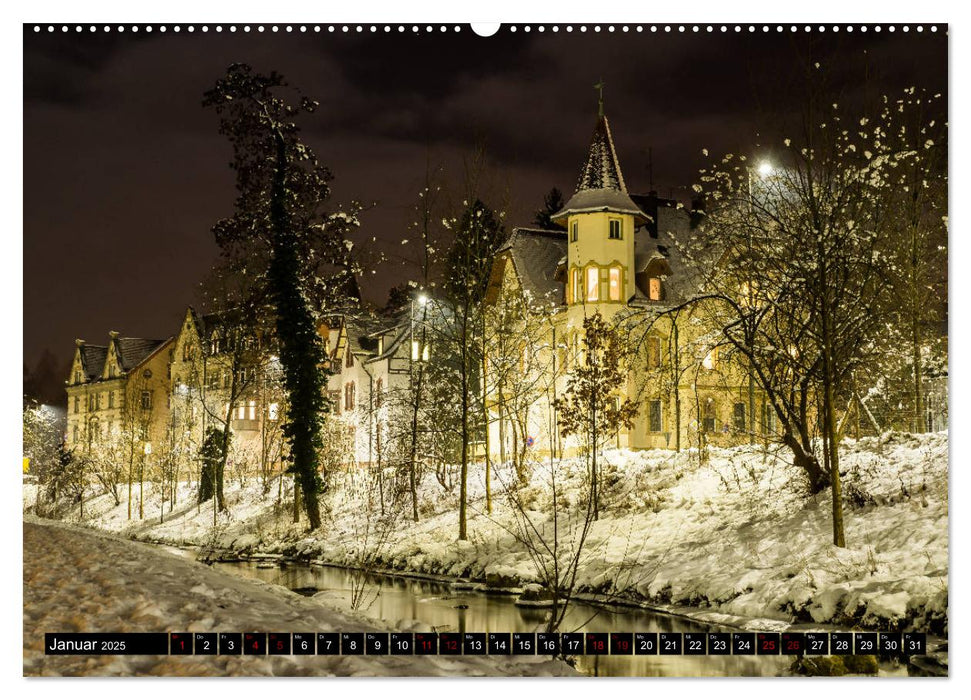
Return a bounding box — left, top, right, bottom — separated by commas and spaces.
208, 370, 220, 390
648, 277, 662, 301
74, 370, 81, 384
649, 400, 663, 433
703, 400, 716, 433
586, 267, 599, 302
702, 348, 717, 370
268, 402, 279, 421
647, 336, 661, 368
345, 382, 356, 411
182, 343, 193, 362
140, 391, 152, 410
609, 219, 622, 240
248, 400, 257, 420
571, 268, 582, 304
108, 391, 114, 409
733, 402, 747, 432
411, 340, 420, 361
609, 267, 622, 301
571, 221, 578, 242
73, 396, 79, 413
72, 425, 78, 444
761, 403, 777, 435
95, 393, 101, 410
210, 333, 221, 355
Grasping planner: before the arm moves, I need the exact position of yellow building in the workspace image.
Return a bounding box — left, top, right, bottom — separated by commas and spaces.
484, 111, 770, 459
168, 307, 286, 477
65, 333, 174, 456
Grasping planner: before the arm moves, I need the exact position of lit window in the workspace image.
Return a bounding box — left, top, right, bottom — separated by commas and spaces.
702, 349, 717, 370
411, 340, 420, 361
238, 404, 246, 420
586, 267, 599, 302
609, 219, 622, 240
268, 402, 279, 421
609, 267, 622, 301
248, 400, 257, 420
571, 221, 578, 242
649, 277, 662, 301
422, 343, 430, 362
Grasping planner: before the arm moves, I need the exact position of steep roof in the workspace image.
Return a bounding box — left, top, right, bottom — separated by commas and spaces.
497, 227, 568, 305
577, 115, 627, 192
78, 345, 108, 381
552, 115, 647, 224
114, 338, 169, 372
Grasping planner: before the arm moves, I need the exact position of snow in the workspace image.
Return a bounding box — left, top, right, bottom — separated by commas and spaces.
23, 518, 574, 677
33, 431, 948, 636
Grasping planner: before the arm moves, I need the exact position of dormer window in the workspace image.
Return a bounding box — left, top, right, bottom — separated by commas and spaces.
648, 277, 662, 301
571, 221, 578, 242
609, 219, 622, 240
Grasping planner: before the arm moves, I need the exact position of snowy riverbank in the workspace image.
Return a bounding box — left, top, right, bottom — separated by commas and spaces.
23, 518, 575, 676
29, 431, 949, 636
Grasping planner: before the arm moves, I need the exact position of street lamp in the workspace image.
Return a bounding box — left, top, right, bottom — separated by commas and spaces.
744, 158, 774, 444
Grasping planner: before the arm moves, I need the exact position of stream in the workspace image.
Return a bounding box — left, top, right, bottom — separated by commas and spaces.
182, 554, 913, 677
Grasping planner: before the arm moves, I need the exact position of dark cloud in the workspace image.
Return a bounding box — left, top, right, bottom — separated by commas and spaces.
23, 25, 947, 382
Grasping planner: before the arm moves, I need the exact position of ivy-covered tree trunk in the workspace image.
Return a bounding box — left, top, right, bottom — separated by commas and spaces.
268, 133, 324, 531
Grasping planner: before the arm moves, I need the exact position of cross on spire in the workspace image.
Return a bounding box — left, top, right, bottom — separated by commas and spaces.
594, 79, 605, 118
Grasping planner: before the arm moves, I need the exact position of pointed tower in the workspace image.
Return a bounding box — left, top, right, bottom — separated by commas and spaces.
552, 113, 646, 313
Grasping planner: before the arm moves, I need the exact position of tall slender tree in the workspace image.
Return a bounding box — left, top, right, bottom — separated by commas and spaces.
204, 64, 361, 529
443, 198, 505, 539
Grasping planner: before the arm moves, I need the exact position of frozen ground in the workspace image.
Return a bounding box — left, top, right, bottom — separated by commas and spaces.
31, 431, 949, 635
22, 518, 574, 677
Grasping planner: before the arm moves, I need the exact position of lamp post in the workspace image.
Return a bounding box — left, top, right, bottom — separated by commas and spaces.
746, 160, 773, 443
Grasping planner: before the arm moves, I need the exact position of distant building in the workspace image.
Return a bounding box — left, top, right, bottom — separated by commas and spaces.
65, 333, 174, 455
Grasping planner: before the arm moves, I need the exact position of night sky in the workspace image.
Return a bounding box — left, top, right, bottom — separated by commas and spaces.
23, 25, 947, 380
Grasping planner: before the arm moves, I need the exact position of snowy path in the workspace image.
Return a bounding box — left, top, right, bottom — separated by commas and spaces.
22, 518, 574, 677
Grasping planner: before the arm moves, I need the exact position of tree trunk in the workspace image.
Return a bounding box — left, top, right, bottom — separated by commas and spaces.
268, 132, 323, 531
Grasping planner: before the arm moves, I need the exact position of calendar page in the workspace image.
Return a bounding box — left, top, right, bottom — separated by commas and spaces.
21, 10, 949, 683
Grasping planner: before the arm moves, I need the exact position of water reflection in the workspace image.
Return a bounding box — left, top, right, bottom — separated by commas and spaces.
212, 560, 799, 677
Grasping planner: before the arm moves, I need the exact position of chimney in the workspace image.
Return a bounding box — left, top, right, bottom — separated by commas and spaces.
109, 331, 120, 340
75, 339, 85, 348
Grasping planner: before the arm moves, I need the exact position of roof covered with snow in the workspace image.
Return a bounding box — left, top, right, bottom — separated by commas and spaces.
497, 227, 568, 305
552, 115, 647, 224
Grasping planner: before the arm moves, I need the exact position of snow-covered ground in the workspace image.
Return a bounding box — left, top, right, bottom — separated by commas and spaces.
22, 518, 574, 676
31, 431, 948, 636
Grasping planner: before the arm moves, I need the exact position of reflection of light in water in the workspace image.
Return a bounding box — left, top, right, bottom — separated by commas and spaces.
206, 559, 904, 677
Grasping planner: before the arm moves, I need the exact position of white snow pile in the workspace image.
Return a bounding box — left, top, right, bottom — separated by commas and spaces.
33, 431, 948, 635
23, 518, 574, 677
